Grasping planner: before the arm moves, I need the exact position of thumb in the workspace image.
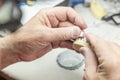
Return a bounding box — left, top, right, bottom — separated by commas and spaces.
80, 47, 97, 80
47, 26, 81, 41
86, 34, 108, 58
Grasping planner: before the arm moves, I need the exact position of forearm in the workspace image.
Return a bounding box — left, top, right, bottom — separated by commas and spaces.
0, 36, 20, 70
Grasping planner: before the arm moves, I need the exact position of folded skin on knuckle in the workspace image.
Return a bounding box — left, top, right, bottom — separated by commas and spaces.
66, 7, 76, 18
38, 8, 53, 19
98, 59, 119, 77
67, 12, 76, 23
66, 7, 86, 29
46, 10, 54, 18
74, 16, 80, 25
46, 12, 59, 27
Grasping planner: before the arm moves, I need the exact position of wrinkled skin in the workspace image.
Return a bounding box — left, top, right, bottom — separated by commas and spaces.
0, 7, 86, 69
80, 34, 120, 80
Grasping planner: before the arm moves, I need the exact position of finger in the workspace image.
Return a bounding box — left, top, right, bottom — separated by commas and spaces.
86, 34, 112, 58
51, 41, 73, 49
46, 7, 87, 29
66, 8, 87, 29
79, 47, 97, 80
46, 10, 59, 28
59, 41, 73, 49
58, 21, 75, 27
46, 26, 81, 41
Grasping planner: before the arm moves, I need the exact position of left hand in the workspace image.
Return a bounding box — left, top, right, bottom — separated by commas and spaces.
80, 34, 120, 80
0, 7, 86, 69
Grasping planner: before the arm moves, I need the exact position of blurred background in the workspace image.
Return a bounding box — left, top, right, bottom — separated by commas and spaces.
0, 0, 120, 80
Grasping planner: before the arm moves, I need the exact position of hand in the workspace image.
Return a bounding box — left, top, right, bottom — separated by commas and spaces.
0, 7, 86, 69
80, 34, 120, 80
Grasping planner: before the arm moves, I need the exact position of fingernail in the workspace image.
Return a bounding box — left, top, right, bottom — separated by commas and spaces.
79, 31, 84, 37
83, 33, 90, 43
72, 27, 81, 38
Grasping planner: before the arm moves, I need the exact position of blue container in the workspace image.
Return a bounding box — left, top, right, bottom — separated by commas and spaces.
69, 0, 84, 8
18, 2, 27, 6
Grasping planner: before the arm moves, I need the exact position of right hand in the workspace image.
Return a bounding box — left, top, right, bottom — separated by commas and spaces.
80, 34, 120, 80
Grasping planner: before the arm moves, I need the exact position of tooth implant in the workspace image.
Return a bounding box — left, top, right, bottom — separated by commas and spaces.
72, 32, 89, 51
